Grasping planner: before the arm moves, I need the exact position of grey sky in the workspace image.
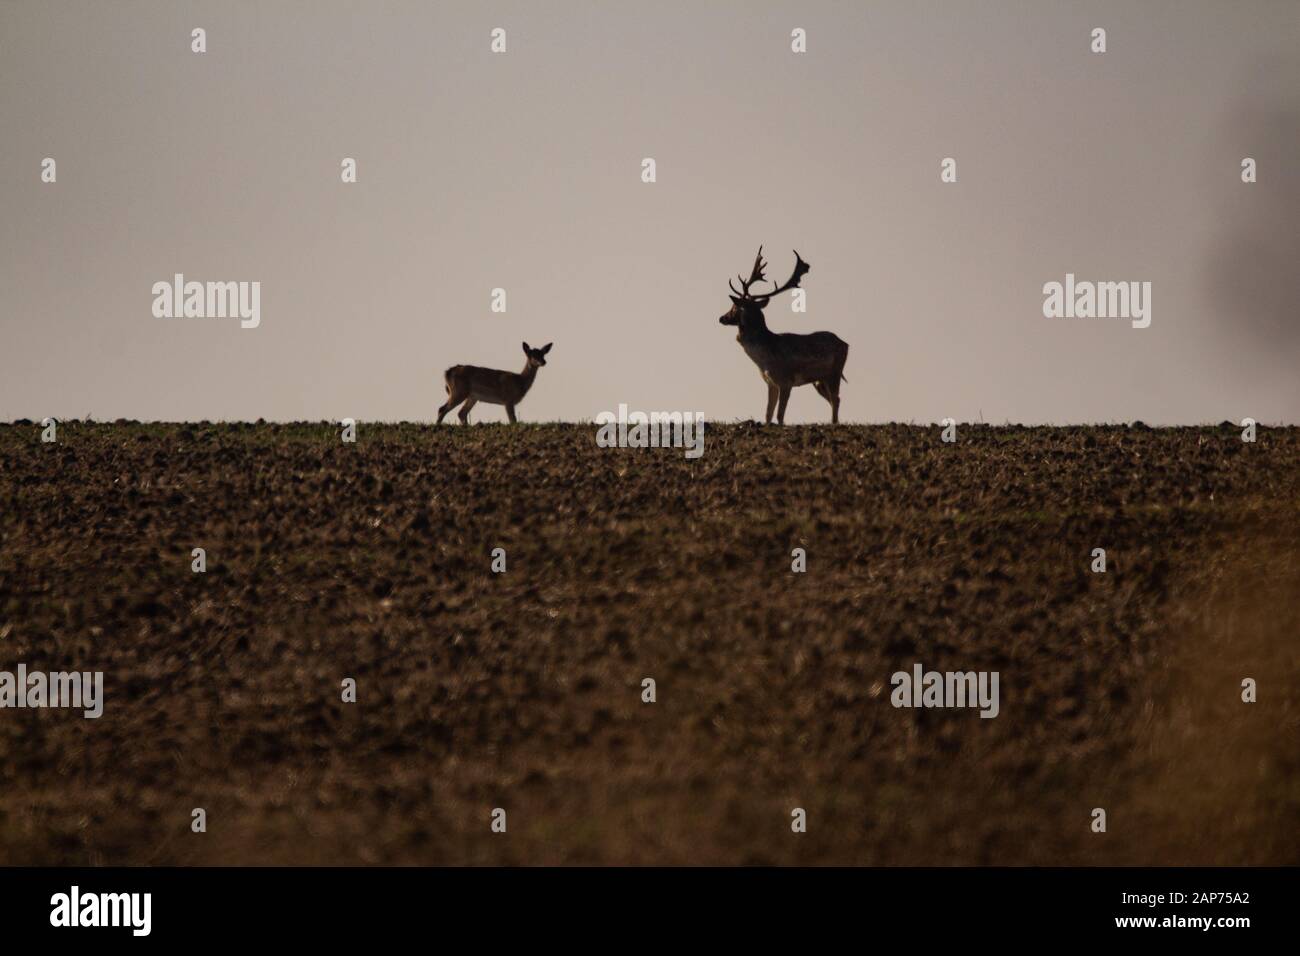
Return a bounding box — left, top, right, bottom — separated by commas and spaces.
1, 0, 1296, 424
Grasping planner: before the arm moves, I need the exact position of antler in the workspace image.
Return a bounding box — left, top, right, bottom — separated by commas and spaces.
728, 245, 768, 298
730, 249, 809, 303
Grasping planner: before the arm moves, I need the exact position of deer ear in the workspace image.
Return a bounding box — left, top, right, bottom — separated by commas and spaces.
541, 343, 552, 354
522, 341, 531, 354
729, 295, 743, 306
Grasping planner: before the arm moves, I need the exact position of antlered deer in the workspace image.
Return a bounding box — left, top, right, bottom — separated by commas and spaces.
437, 341, 552, 424
719, 248, 849, 424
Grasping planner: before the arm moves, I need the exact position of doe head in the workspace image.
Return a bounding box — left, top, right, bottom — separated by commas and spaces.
522, 341, 553, 367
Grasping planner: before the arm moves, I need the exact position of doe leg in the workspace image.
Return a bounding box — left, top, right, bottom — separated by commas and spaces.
437, 392, 465, 424
506, 404, 518, 424
765, 384, 778, 424
458, 397, 477, 424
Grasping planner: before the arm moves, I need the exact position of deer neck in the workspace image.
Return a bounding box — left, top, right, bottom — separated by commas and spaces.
515, 361, 539, 396
738, 311, 774, 341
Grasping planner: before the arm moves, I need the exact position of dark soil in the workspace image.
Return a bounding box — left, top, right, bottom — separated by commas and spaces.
1, 422, 1296, 864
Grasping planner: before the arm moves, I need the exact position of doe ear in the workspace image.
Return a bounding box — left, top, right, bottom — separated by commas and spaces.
541, 342, 553, 354
522, 341, 531, 354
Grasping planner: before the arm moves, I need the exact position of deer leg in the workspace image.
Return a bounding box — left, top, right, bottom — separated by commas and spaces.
505, 404, 518, 424
832, 347, 848, 425
814, 381, 840, 424
765, 384, 778, 424
437, 391, 466, 424
457, 397, 477, 424
776, 385, 792, 425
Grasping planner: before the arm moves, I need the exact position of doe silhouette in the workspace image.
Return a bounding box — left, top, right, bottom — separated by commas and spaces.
437, 341, 552, 424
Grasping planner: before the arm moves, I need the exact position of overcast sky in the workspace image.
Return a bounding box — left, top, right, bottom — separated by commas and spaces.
1, 0, 1296, 424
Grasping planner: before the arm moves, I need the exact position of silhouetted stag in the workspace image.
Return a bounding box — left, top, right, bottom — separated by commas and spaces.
719, 248, 849, 424
437, 341, 552, 424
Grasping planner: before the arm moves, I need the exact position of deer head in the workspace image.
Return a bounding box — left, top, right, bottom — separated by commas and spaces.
522, 341, 553, 367
719, 246, 810, 326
